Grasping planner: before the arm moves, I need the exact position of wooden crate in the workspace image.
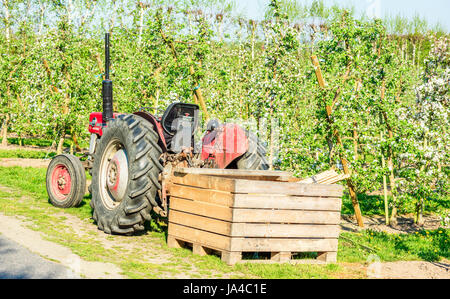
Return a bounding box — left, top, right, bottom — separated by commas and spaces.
167, 169, 344, 265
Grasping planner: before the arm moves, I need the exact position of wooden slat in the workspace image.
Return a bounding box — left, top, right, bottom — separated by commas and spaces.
299, 169, 349, 185
234, 179, 344, 197
168, 223, 232, 251
299, 170, 336, 184
170, 197, 233, 221
174, 168, 294, 182
169, 223, 339, 253
233, 194, 341, 211
171, 173, 236, 192
169, 184, 234, 207
230, 223, 340, 238
169, 210, 232, 236
230, 238, 338, 252
232, 209, 340, 224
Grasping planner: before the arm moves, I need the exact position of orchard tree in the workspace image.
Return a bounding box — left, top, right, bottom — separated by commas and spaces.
396, 36, 449, 225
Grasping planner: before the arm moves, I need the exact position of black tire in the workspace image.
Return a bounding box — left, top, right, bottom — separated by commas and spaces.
46, 154, 86, 208
90, 114, 163, 235
236, 131, 269, 170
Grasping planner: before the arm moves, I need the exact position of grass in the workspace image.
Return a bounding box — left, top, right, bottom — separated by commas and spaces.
0, 137, 89, 149
0, 148, 87, 160
0, 149, 56, 159
339, 230, 449, 263
0, 166, 448, 279
342, 192, 450, 218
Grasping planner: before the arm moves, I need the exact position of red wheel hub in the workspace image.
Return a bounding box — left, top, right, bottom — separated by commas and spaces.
50, 164, 72, 201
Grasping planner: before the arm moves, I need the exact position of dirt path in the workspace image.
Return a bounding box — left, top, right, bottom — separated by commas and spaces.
0, 158, 50, 168
368, 260, 449, 279
0, 185, 241, 279
0, 214, 124, 279
0, 144, 54, 152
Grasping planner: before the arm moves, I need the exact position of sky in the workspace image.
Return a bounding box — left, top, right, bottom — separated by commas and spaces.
235, 0, 450, 31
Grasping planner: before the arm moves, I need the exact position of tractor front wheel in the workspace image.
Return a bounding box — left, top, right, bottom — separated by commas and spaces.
46, 154, 86, 208
90, 114, 163, 235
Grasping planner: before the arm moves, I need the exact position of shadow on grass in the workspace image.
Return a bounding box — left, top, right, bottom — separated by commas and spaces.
342, 193, 387, 216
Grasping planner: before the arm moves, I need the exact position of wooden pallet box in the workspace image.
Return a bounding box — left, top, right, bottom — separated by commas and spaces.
167, 169, 344, 265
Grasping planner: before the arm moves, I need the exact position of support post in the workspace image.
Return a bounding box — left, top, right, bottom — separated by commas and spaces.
311, 55, 364, 228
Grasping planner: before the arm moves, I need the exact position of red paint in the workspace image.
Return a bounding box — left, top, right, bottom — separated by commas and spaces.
88, 112, 122, 136
134, 112, 167, 150
50, 164, 72, 201
201, 124, 249, 169
109, 156, 121, 192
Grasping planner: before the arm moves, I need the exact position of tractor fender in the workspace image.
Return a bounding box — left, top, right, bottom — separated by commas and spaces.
89, 111, 168, 153
201, 124, 249, 169
134, 111, 168, 152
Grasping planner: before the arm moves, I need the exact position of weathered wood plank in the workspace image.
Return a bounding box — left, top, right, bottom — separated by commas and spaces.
168, 223, 232, 251
317, 252, 337, 263
271, 252, 292, 262
221, 252, 242, 265
232, 209, 340, 224
233, 194, 342, 211
169, 184, 234, 207
230, 223, 340, 238
169, 224, 339, 253
169, 210, 232, 236
230, 238, 338, 252
234, 179, 344, 197
174, 168, 294, 182
170, 197, 233, 221
171, 173, 236, 192
298, 170, 349, 185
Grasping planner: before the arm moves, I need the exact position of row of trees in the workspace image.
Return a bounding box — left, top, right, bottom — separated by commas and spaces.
0, 0, 448, 226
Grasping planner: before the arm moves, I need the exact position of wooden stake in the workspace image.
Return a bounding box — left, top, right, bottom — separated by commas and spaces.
311, 55, 364, 228
190, 65, 209, 120
380, 124, 389, 225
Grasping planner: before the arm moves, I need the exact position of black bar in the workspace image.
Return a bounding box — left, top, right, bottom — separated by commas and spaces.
105, 33, 110, 80
102, 33, 113, 122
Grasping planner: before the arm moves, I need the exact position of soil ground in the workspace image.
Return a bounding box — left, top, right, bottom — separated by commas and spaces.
340, 214, 446, 234
0, 158, 50, 168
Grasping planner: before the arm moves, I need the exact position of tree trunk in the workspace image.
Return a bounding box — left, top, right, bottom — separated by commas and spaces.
353, 124, 358, 160
251, 20, 256, 61
38, 0, 46, 35
1, 114, 9, 146
66, 0, 73, 27
415, 198, 424, 226
379, 82, 398, 226
381, 127, 389, 225
137, 2, 145, 45
57, 137, 64, 155
2, 0, 11, 41
109, 0, 118, 34
189, 65, 209, 120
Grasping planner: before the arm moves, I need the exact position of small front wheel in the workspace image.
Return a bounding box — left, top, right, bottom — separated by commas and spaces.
46, 154, 86, 208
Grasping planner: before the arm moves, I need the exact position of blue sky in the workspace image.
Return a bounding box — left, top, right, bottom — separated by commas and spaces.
235, 0, 450, 31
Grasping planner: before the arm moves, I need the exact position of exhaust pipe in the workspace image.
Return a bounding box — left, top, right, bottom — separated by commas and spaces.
102, 33, 114, 122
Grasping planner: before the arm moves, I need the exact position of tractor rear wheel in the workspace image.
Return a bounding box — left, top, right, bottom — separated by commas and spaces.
236, 131, 269, 170
46, 154, 86, 208
90, 114, 163, 235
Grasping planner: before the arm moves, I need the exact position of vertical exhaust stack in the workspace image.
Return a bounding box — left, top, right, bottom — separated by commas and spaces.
102, 33, 114, 122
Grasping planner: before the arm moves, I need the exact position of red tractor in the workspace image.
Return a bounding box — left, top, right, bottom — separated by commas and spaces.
46, 34, 268, 235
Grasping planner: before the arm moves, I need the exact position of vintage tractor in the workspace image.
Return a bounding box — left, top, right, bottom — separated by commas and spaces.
46, 34, 268, 235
